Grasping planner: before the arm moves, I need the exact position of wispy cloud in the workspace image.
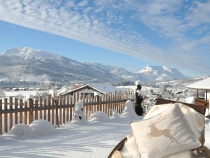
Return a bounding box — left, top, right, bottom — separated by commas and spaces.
0, 0, 209, 76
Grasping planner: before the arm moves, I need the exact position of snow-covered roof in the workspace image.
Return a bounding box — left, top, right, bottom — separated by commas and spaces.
187, 77, 210, 90
60, 83, 124, 95
89, 83, 124, 94
60, 84, 104, 95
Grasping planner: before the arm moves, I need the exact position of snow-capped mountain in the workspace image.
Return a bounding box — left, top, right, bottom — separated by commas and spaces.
0, 47, 187, 84
137, 66, 187, 81
0, 47, 121, 83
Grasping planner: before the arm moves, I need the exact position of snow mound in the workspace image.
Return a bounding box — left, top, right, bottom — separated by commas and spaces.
71, 109, 87, 124
88, 111, 110, 122
111, 110, 119, 117
30, 120, 56, 136
121, 100, 137, 117
185, 96, 195, 104
10, 123, 33, 138
110, 110, 120, 120
75, 100, 84, 110
120, 100, 143, 121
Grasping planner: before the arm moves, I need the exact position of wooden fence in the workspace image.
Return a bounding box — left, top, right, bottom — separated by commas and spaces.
0, 91, 134, 134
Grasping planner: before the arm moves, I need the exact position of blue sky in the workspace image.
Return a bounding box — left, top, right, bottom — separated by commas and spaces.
0, 0, 210, 78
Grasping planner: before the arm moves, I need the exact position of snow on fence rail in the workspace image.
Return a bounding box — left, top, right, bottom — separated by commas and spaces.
0, 91, 134, 134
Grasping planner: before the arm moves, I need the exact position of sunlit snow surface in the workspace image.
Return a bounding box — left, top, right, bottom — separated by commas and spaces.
0, 88, 209, 157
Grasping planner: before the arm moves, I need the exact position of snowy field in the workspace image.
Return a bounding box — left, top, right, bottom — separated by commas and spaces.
0, 100, 143, 158
0, 84, 210, 158
0, 99, 209, 158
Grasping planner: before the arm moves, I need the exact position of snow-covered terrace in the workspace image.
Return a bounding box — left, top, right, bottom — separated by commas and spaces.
187, 77, 210, 100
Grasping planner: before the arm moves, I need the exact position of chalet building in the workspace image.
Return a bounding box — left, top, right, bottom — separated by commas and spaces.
187, 77, 210, 115
59, 83, 125, 98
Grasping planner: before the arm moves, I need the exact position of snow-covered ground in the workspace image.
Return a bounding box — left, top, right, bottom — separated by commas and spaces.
0, 81, 210, 158
0, 99, 209, 158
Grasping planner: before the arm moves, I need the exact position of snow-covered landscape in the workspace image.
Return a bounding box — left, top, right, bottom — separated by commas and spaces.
1, 0, 210, 157
0, 99, 209, 158
0, 81, 210, 158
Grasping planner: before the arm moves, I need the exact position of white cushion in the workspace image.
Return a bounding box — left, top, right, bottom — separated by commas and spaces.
130, 104, 200, 158
121, 134, 140, 158
144, 103, 205, 144
164, 150, 192, 158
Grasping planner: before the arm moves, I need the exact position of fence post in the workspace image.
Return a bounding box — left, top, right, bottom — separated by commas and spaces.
9, 97, 13, 131
29, 99, 33, 124
51, 97, 55, 125
47, 95, 51, 122
70, 95, 73, 122
59, 95, 62, 125
0, 99, 2, 134
66, 94, 69, 122
35, 99, 38, 120
55, 96, 59, 128
43, 98, 47, 120
63, 95, 66, 124
96, 95, 99, 111
19, 99, 23, 123
24, 101, 27, 124
14, 98, 18, 125
4, 98, 8, 133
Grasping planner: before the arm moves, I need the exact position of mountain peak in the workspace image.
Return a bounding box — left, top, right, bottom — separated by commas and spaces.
138, 65, 187, 81
0, 47, 188, 84
3, 47, 38, 55
1, 47, 62, 61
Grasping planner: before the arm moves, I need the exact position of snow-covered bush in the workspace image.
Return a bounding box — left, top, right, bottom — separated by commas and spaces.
88, 111, 110, 122
10, 123, 34, 138
71, 100, 87, 123
71, 108, 87, 123
110, 110, 120, 120
75, 100, 84, 111
144, 98, 157, 114
30, 120, 56, 136
111, 110, 119, 118
121, 100, 137, 118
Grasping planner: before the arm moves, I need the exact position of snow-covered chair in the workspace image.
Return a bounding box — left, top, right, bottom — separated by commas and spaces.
108, 99, 210, 158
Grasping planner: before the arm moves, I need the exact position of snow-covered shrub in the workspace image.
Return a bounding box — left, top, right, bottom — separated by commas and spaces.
88, 111, 110, 122
10, 123, 33, 138
111, 110, 119, 118
121, 100, 137, 118
110, 110, 120, 120
144, 98, 156, 114
71, 100, 87, 124
75, 100, 84, 111
30, 120, 56, 136
71, 108, 87, 123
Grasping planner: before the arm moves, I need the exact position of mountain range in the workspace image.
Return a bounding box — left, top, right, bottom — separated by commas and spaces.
0, 47, 187, 84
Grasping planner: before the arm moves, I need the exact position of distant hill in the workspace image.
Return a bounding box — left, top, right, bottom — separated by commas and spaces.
0, 47, 188, 85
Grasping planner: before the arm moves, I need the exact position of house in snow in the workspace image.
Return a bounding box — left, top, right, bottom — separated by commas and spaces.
187, 77, 210, 115
187, 77, 210, 101
59, 83, 125, 98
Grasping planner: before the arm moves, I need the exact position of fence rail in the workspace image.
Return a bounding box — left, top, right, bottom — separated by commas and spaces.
0, 91, 134, 134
